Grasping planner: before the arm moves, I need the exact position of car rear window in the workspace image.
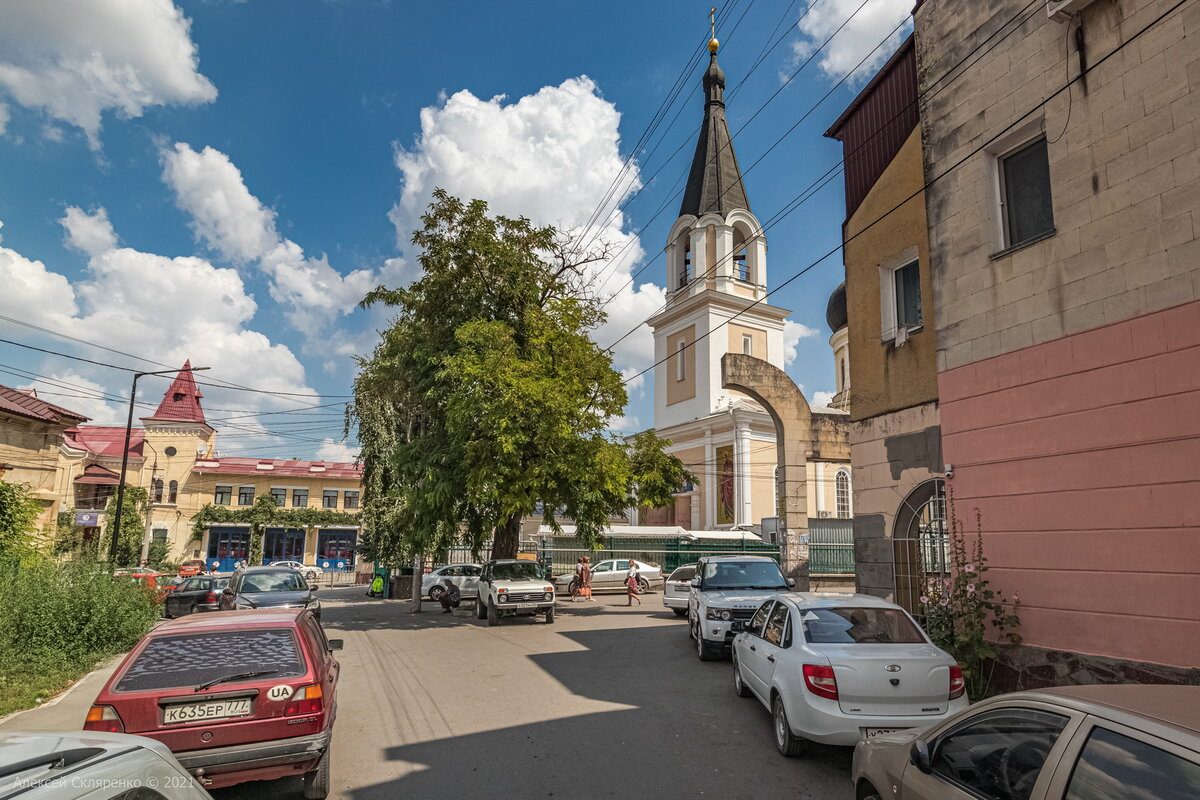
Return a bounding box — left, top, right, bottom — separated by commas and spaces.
668, 565, 696, 581
114, 629, 306, 692
240, 571, 308, 592
801, 607, 925, 644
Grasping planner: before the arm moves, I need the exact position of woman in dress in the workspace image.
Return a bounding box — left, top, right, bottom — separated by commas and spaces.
625, 560, 641, 606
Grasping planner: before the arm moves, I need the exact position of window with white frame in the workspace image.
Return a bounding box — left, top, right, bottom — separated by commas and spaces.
835, 470, 851, 518
998, 136, 1054, 249
676, 339, 687, 381
742, 334, 753, 355
879, 247, 923, 342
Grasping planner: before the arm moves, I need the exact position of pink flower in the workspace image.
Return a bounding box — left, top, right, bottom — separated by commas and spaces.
939, 598, 949, 607
964, 564, 976, 574
966, 583, 976, 594
920, 595, 930, 604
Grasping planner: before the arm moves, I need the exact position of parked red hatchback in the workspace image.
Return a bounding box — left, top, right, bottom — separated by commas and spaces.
83, 608, 341, 798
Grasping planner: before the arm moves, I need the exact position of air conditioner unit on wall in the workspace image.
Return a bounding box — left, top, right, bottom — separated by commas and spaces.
1047, 0, 1097, 22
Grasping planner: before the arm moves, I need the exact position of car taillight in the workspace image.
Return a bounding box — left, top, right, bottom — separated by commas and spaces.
84, 705, 124, 733
802, 664, 839, 701
949, 665, 965, 700
285, 684, 324, 716
205, 592, 217, 603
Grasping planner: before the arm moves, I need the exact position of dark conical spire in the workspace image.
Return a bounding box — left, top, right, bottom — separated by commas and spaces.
680, 50, 751, 218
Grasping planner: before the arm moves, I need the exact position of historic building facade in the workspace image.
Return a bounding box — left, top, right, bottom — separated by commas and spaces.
824, 36, 946, 611
917, 0, 1199, 684
43, 364, 363, 570
634, 39, 851, 532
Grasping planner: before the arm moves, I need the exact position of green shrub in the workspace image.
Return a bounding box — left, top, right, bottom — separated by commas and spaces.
0, 559, 159, 714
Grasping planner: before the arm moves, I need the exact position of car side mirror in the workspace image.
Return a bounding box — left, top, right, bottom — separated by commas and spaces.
910, 740, 932, 774
787, 578, 796, 588
327, 639, 344, 651
689, 578, 700, 588
309, 584, 320, 591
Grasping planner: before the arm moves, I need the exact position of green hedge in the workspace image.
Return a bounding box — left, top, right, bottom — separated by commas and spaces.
0, 559, 160, 716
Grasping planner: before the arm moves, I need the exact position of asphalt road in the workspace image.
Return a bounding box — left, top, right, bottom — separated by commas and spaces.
212, 587, 855, 800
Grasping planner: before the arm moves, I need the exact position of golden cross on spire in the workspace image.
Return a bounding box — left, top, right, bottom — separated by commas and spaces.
708, 6, 719, 53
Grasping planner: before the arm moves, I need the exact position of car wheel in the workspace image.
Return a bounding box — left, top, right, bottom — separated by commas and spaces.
303, 748, 331, 800
696, 627, 719, 662
859, 790, 883, 800
733, 652, 752, 697
688, 613, 697, 640
567, 578, 579, 595
637, 577, 650, 594
475, 597, 487, 619
545, 605, 555, 624
486, 599, 499, 627
672, 607, 688, 617
429, 586, 445, 602
772, 694, 807, 757
187, 603, 198, 617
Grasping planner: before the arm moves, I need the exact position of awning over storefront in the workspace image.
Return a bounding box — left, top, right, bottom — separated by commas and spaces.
74, 464, 121, 485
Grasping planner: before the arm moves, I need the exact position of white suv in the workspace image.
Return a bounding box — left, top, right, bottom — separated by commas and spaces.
475, 559, 556, 625
688, 555, 793, 661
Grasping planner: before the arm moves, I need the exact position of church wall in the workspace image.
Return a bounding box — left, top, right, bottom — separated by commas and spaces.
666, 324, 697, 406
727, 323, 767, 361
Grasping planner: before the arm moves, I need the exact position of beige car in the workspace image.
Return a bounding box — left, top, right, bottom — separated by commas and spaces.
851, 684, 1200, 800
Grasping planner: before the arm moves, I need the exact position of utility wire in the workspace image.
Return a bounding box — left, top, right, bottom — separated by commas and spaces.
620, 0, 1189, 387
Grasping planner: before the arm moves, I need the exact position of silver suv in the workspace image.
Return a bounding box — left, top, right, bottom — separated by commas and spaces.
475, 559, 556, 625
688, 555, 792, 661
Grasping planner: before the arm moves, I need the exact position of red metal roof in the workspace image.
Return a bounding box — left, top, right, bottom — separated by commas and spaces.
193, 457, 362, 479
142, 361, 208, 425
824, 34, 919, 220
0, 383, 89, 425
75, 464, 121, 485
63, 426, 145, 458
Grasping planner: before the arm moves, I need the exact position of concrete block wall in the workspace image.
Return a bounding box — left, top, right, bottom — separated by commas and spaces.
916, 0, 1199, 369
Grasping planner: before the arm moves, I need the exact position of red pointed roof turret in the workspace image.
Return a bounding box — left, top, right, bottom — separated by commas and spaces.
143, 361, 207, 425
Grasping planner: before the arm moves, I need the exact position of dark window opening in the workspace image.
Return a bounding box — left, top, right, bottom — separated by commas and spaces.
214, 485, 231, 506
1001, 137, 1055, 248
894, 261, 922, 330
322, 490, 338, 509
167, 480, 177, 504
292, 489, 308, 508
237, 486, 254, 506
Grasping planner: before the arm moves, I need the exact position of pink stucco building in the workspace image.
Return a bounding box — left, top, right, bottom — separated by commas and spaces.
916, 0, 1199, 685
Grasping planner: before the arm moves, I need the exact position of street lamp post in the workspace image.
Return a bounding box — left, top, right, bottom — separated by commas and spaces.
108, 366, 210, 564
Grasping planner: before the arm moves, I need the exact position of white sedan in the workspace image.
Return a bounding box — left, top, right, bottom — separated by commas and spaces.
422, 563, 483, 600
553, 559, 662, 594
731, 592, 968, 757
663, 563, 697, 616
270, 559, 322, 581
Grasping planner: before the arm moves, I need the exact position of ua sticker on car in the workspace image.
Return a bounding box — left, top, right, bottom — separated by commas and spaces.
267, 684, 292, 701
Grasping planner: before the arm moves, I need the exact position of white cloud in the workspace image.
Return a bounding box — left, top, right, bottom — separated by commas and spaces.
20, 372, 123, 425
0, 211, 321, 434
0, 0, 217, 148
315, 439, 360, 463
0, 103, 9, 135
811, 390, 835, 408
791, 0, 912, 84
62, 206, 118, 255
606, 414, 640, 434
782, 319, 819, 366
160, 143, 377, 336
389, 76, 662, 381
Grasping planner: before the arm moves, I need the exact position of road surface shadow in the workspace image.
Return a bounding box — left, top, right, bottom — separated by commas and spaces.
341, 623, 853, 800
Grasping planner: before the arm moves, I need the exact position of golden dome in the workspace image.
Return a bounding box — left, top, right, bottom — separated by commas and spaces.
708, 37, 719, 53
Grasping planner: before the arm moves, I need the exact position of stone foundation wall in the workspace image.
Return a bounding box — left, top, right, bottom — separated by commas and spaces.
992, 643, 1200, 693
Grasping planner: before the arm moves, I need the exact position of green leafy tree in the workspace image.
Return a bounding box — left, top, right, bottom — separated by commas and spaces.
352, 191, 693, 563
104, 486, 147, 566
0, 481, 44, 560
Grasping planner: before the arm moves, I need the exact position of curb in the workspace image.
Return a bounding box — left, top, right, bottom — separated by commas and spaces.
0, 659, 109, 728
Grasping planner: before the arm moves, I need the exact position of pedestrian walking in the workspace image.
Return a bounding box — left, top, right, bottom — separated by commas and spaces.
578, 556, 594, 601
570, 557, 585, 602
625, 559, 641, 606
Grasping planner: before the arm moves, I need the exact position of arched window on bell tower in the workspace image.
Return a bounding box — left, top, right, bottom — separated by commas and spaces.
679, 236, 692, 288
732, 225, 750, 283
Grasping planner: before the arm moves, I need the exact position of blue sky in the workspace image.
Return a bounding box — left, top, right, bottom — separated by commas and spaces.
0, 0, 912, 460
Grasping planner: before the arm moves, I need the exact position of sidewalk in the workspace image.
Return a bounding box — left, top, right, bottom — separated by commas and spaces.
0, 659, 119, 733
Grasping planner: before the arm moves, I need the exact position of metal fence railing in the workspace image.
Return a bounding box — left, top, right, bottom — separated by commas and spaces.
808, 518, 855, 575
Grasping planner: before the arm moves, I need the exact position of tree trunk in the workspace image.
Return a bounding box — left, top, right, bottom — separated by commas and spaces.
491, 512, 522, 560
410, 554, 423, 613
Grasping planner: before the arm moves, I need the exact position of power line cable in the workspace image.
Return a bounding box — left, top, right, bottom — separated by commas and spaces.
620, 0, 1188, 387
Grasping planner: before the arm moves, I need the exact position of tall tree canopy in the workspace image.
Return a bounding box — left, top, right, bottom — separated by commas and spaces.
352, 191, 694, 561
